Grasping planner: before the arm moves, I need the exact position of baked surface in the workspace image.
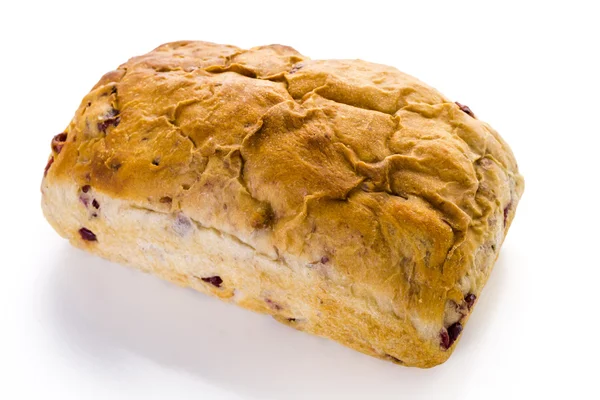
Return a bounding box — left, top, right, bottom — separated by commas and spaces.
41, 41, 524, 368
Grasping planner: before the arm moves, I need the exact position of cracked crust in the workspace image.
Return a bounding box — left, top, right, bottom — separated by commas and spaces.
41, 41, 524, 368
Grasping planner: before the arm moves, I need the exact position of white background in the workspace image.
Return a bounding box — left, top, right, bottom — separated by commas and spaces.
1, 1, 598, 399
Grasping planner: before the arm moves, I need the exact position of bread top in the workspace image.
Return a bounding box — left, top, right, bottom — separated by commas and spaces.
46, 41, 523, 343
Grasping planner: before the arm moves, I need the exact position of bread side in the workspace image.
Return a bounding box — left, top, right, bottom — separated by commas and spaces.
43, 180, 452, 366
41, 41, 524, 367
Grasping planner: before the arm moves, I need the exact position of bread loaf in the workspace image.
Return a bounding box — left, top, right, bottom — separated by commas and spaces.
41, 41, 524, 368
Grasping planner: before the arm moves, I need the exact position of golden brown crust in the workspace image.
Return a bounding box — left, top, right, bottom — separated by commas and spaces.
42, 41, 524, 367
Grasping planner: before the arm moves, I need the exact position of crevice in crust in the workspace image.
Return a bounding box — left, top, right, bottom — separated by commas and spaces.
129, 203, 279, 262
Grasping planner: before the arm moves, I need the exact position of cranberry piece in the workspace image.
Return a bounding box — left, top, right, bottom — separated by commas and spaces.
173, 213, 192, 236
455, 102, 475, 118
53, 143, 64, 154
441, 322, 464, 350
265, 298, 282, 310
503, 202, 511, 226
79, 195, 89, 207
447, 322, 463, 344
97, 117, 120, 133
320, 256, 329, 264
464, 293, 477, 310
82, 185, 91, 193
53, 132, 67, 141
44, 157, 54, 177
97, 109, 121, 133
51, 132, 68, 154
440, 330, 450, 350
78, 227, 97, 241
92, 199, 100, 209
201, 276, 223, 288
